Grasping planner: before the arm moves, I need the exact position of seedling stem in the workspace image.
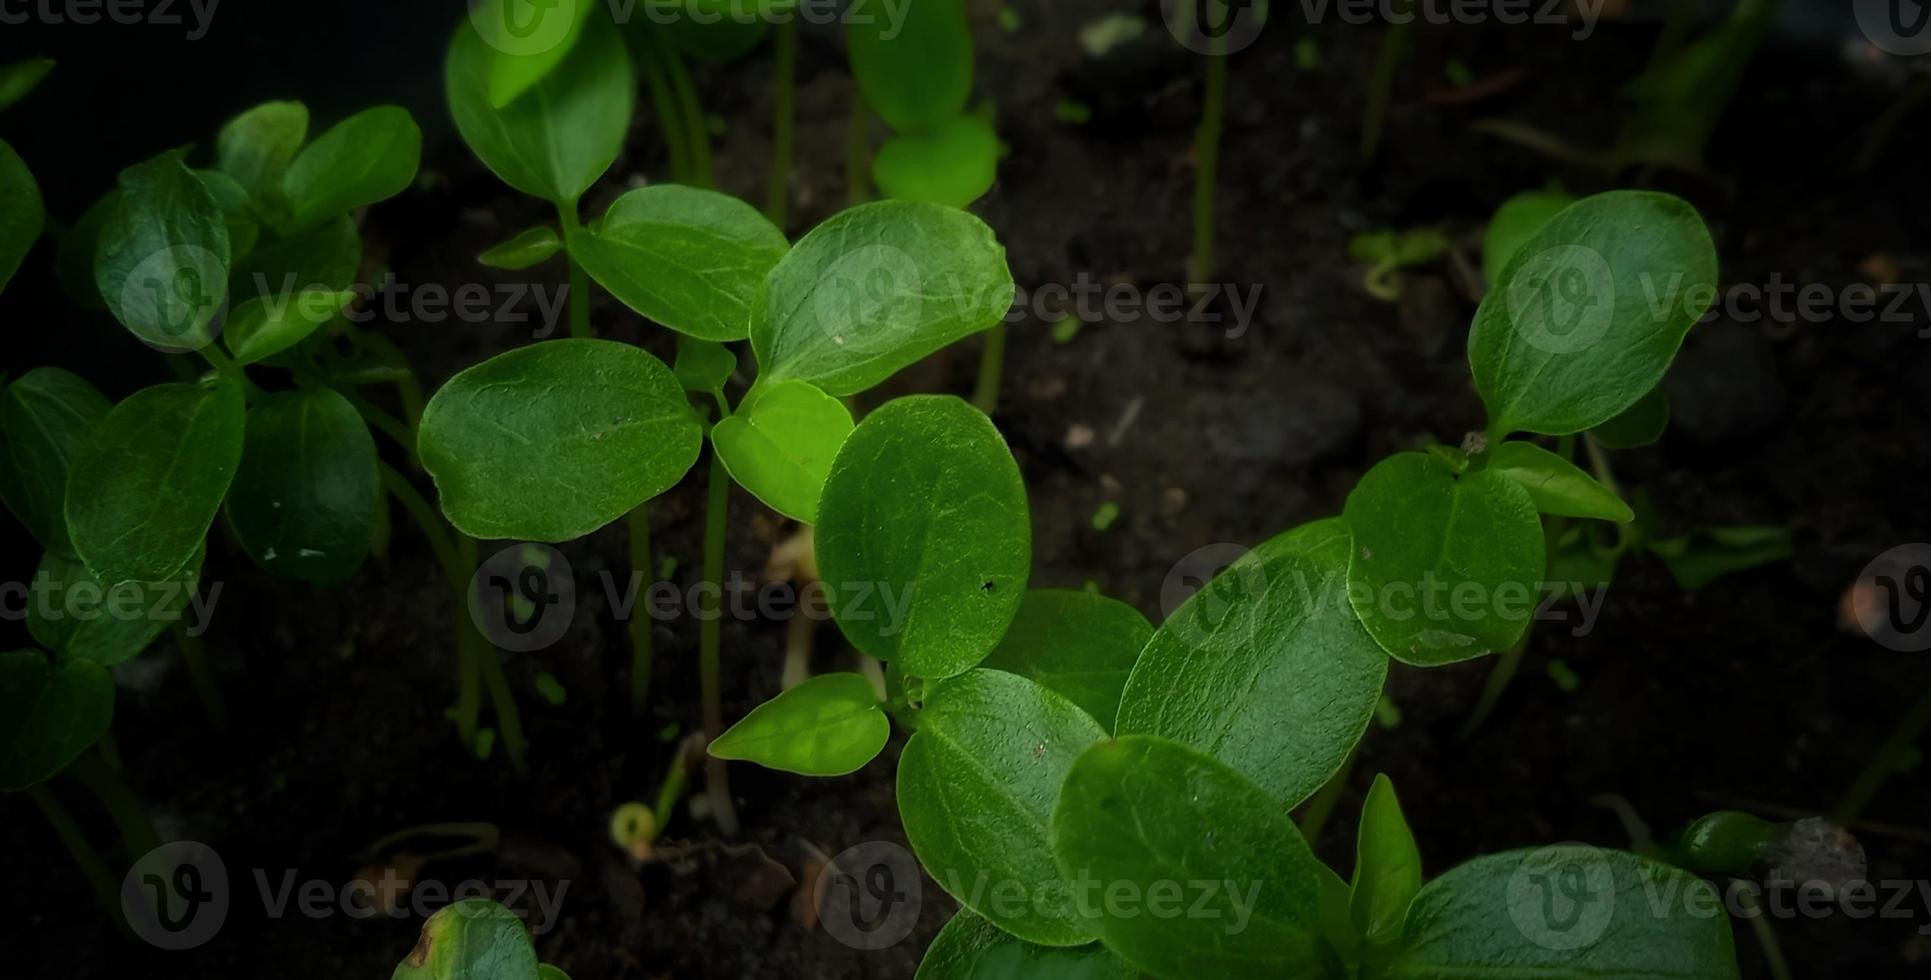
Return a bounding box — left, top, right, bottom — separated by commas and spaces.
767, 17, 798, 227
26, 783, 125, 931
971, 322, 1006, 414
628, 503, 655, 717
556, 200, 592, 339
700, 411, 739, 834
1189, 39, 1227, 289
172, 624, 228, 732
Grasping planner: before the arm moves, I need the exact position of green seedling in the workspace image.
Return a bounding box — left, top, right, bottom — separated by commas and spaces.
0, 56, 48, 291
392, 898, 570, 980
1347, 227, 1450, 302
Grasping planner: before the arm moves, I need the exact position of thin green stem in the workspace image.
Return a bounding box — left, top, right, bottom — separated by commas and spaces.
556, 199, 592, 339
971, 322, 1007, 415
27, 783, 127, 930
637, 29, 693, 181
1834, 668, 1931, 827
1189, 44, 1227, 289
700, 447, 739, 835
1460, 639, 1529, 740
1737, 887, 1794, 980
379, 463, 482, 752
846, 90, 872, 207
463, 534, 529, 775
172, 625, 228, 732
766, 16, 799, 227
196, 345, 264, 401
628, 503, 655, 719
346, 391, 417, 458
1361, 0, 1413, 163
658, 34, 713, 188
652, 739, 695, 838
71, 749, 163, 858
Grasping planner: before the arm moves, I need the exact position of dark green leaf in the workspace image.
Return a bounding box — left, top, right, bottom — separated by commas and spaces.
1647, 526, 1790, 590
391, 899, 539, 980
1343, 453, 1544, 664
570, 185, 789, 341
899, 669, 1106, 945
673, 337, 737, 393
1486, 441, 1632, 523
709, 672, 887, 776
231, 214, 363, 301
95, 151, 231, 352
478, 225, 563, 270
0, 650, 113, 792
1590, 387, 1670, 449
873, 115, 1000, 208
0, 139, 43, 292
917, 909, 1136, 980
215, 100, 309, 209
712, 380, 853, 524
419, 339, 702, 541
56, 189, 119, 309
1117, 518, 1388, 805
28, 546, 203, 667
225, 388, 378, 585
281, 106, 421, 233
0, 368, 111, 557
849, 0, 972, 132
1350, 773, 1422, 948
657, 1, 778, 62
193, 168, 261, 261
753, 201, 1013, 396
814, 396, 1030, 678
1482, 189, 1575, 284
0, 57, 54, 112
224, 290, 354, 365
981, 589, 1151, 733
466, 0, 597, 109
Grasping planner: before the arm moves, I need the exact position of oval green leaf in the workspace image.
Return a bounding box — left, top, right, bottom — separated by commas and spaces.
215, 100, 309, 209
1481, 188, 1575, 285
899, 669, 1106, 946
28, 546, 204, 667
280, 106, 422, 234
231, 213, 363, 301
1343, 453, 1544, 665
0, 368, 111, 557
752, 201, 1013, 396
1590, 386, 1670, 449
569, 185, 790, 341
0, 650, 113, 792
1116, 518, 1389, 805
712, 380, 853, 524
1486, 441, 1633, 523
814, 395, 1030, 678
56, 189, 119, 309
469, 0, 597, 109
980, 589, 1151, 733
479, 225, 563, 270
917, 909, 1136, 980
874, 114, 1000, 208
709, 671, 888, 776
673, 337, 737, 393
419, 339, 702, 542
94, 151, 231, 352
224, 290, 354, 365
1469, 190, 1717, 436
0, 57, 54, 112
1050, 735, 1327, 977
67, 381, 246, 587
225, 388, 378, 585
0, 138, 44, 293
849, 0, 972, 133
1350, 773, 1422, 948
392, 898, 539, 980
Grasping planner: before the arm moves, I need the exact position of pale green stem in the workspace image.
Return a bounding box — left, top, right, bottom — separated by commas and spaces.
767, 16, 799, 227
700, 442, 739, 834
1189, 42, 1227, 289
71, 749, 163, 859
556, 199, 591, 340
971, 322, 1007, 415
172, 625, 227, 733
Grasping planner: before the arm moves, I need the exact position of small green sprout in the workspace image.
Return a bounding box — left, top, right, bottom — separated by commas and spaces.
1347, 227, 1451, 302
850, 0, 999, 209
392, 898, 570, 980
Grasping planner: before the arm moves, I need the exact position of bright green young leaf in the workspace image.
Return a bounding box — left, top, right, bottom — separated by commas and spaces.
709, 671, 888, 776
28, 546, 203, 667
874, 115, 1000, 208
917, 909, 1136, 980
0, 650, 113, 792
1051, 735, 1327, 977
1385, 847, 1739, 979
753, 201, 1013, 396
0, 58, 54, 112
224, 290, 353, 365
419, 339, 702, 542
1469, 190, 1717, 437
230, 213, 363, 300
980, 589, 1151, 733
814, 396, 1030, 678
193, 168, 261, 261
899, 669, 1105, 945
479, 225, 563, 270
0, 368, 111, 557
95, 151, 231, 352
1343, 453, 1544, 665
712, 380, 853, 524
215, 100, 309, 208
468, 0, 597, 109
673, 337, 737, 393
1486, 441, 1633, 523
280, 106, 422, 233
570, 185, 790, 341
67, 381, 246, 587
225, 388, 378, 585
56, 189, 120, 309
1482, 189, 1575, 284
1316, 861, 1362, 966
1350, 773, 1422, 948
1117, 518, 1388, 805
392, 898, 540, 980
0, 139, 43, 292
447, 12, 633, 206
1590, 386, 1670, 449
1647, 526, 1790, 591
850, 0, 972, 133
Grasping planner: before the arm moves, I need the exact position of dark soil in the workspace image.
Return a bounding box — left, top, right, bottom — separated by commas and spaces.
4, 2, 1930, 977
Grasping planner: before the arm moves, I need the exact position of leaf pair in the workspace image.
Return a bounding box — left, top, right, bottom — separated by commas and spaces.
850, 0, 999, 206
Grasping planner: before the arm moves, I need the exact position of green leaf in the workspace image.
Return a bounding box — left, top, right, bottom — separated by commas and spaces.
1050, 735, 1327, 977
849, 0, 972, 132
0, 651, 113, 792
980, 589, 1151, 733
447, 12, 632, 206
899, 669, 1106, 945
479, 225, 563, 270
224, 290, 353, 365
1343, 453, 1544, 664
231, 213, 363, 300
56, 189, 120, 309
95, 151, 231, 352
419, 339, 702, 542
712, 380, 853, 524
1590, 386, 1670, 449
1647, 526, 1790, 591
467, 0, 597, 109
753, 201, 1013, 396
569, 185, 790, 341
0, 57, 54, 112
193, 168, 261, 262
215, 100, 309, 209
1469, 190, 1717, 436
1548, 524, 1618, 602
281, 106, 422, 234
709, 672, 888, 776
0, 139, 44, 292
1350, 773, 1422, 948
814, 396, 1030, 678
658, 2, 772, 62
673, 337, 736, 393
225, 388, 378, 585
1486, 441, 1633, 523
536, 968, 570, 980
874, 115, 1000, 208
1384, 847, 1739, 979
917, 909, 1136, 980
1116, 518, 1388, 805
392, 899, 540, 980
0, 368, 111, 557
28, 546, 203, 667
1482, 189, 1575, 284
67, 381, 246, 587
